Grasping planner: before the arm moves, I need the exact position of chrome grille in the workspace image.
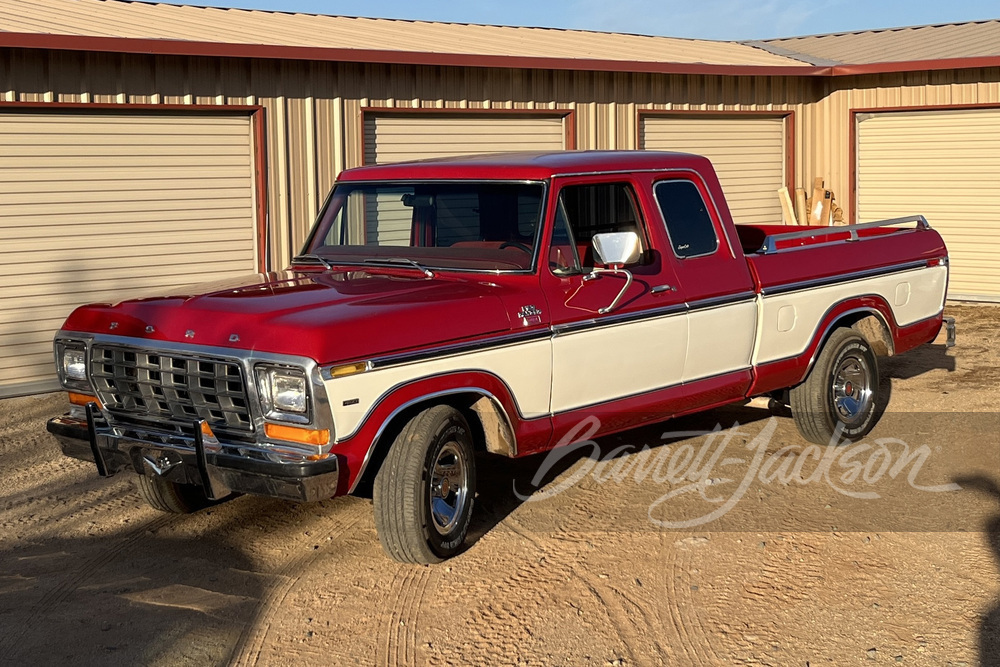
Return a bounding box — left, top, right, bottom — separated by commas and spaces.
90, 345, 253, 433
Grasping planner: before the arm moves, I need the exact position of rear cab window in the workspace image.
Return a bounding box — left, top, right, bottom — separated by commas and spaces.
653, 179, 719, 259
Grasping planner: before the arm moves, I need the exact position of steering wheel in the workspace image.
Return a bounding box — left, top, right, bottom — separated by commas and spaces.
499, 241, 532, 254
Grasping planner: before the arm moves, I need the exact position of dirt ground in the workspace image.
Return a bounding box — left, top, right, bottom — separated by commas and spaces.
1, 304, 999, 666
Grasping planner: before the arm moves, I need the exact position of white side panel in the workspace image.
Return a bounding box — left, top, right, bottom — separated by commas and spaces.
550, 313, 688, 414
756, 265, 948, 364
324, 339, 552, 442
683, 301, 757, 382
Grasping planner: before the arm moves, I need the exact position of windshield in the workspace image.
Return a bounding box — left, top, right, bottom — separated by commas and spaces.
301, 181, 546, 272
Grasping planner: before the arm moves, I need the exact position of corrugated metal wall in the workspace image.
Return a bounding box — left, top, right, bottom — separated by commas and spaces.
1, 49, 820, 270
811, 68, 1000, 220
4, 48, 997, 263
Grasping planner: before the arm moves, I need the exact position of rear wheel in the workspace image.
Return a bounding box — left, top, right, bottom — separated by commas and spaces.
134, 475, 213, 514
373, 405, 477, 564
790, 327, 881, 445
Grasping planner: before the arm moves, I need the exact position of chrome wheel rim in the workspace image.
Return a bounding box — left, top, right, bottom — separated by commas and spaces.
831, 353, 873, 426
429, 442, 469, 535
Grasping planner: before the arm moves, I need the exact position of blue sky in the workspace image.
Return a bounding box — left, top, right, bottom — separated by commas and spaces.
144, 0, 999, 40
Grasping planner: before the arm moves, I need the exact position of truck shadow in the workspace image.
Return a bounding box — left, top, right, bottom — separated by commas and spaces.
468, 403, 777, 544
951, 474, 1000, 666
882, 343, 956, 380
0, 475, 361, 665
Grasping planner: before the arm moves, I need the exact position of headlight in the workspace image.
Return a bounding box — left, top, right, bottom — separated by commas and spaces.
55, 341, 90, 391
256, 365, 310, 423
64, 349, 86, 381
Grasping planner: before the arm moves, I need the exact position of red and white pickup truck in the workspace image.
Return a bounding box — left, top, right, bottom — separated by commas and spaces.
47, 151, 954, 563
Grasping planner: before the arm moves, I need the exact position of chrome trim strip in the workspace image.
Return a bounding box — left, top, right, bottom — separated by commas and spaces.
367, 329, 552, 370
552, 303, 687, 335
689, 291, 758, 312
346, 387, 520, 494
759, 261, 928, 297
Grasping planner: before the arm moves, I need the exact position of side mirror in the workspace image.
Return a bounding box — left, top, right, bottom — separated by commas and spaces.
584, 231, 641, 314
592, 231, 641, 268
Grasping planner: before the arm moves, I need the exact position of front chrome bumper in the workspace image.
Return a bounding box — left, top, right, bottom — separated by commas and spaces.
47, 405, 340, 503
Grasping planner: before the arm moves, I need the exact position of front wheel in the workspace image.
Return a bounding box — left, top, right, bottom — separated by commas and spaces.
373, 405, 477, 564
790, 327, 881, 445
134, 475, 213, 514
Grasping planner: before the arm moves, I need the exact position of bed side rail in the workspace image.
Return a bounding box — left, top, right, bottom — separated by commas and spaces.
757, 215, 931, 254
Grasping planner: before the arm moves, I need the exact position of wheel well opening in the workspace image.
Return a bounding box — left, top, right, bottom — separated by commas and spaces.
351, 393, 515, 498
846, 313, 894, 357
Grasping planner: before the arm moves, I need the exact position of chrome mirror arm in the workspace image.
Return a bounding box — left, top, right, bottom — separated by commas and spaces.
586, 263, 634, 314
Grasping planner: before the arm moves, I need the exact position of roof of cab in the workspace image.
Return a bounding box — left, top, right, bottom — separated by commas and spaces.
337, 150, 714, 182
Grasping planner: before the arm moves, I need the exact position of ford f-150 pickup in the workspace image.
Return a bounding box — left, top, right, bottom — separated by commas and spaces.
47, 151, 955, 563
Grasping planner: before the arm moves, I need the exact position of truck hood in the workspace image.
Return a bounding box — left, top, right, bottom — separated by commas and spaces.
61, 269, 513, 364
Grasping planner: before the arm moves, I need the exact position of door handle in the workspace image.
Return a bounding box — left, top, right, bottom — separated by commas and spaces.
651, 284, 676, 294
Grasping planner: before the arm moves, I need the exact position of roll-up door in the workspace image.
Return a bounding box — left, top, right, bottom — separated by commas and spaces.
363, 113, 566, 245
640, 115, 787, 225
364, 113, 566, 165
857, 108, 1000, 301
0, 111, 259, 397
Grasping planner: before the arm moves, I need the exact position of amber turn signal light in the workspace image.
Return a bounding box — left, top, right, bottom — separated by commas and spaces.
68, 392, 102, 408
328, 361, 371, 378
264, 422, 330, 446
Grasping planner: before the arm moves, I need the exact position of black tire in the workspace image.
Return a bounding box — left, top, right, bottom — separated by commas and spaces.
790, 327, 881, 445
134, 475, 213, 514
373, 405, 477, 564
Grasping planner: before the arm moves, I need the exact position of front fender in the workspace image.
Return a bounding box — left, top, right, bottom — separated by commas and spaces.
330, 371, 552, 494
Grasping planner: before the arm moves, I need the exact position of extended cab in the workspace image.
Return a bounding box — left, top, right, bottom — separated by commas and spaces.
47, 151, 954, 563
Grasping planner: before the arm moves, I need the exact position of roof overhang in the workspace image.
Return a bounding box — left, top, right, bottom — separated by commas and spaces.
2, 31, 998, 77
0, 31, 826, 76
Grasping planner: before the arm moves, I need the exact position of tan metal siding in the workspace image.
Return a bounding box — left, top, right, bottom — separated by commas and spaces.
856, 108, 1000, 300
364, 114, 566, 164
640, 116, 786, 224
1, 50, 817, 272
0, 111, 258, 396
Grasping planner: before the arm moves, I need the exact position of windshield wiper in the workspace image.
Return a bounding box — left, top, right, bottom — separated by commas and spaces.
363, 257, 435, 278
292, 253, 333, 269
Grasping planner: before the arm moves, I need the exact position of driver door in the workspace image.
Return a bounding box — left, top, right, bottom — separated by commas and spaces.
540, 175, 688, 435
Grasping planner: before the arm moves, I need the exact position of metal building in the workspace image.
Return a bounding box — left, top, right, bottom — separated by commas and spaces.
1, 0, 998, 396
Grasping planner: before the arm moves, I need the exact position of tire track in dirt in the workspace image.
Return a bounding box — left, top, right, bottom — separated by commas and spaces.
663, 532, 725, 666
423, 514, 590, 667
228, 502, 367, 667
552, 483, 675, 665
0, 512, 177, 660
376, 564, 433, 667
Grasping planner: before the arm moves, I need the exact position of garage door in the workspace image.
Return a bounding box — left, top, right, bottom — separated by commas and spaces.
640, 115, 787, 225
857, 109, 1000, 301
364, 113, 566, 165
363, 113, 566, 245
0, 111, 259, 397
